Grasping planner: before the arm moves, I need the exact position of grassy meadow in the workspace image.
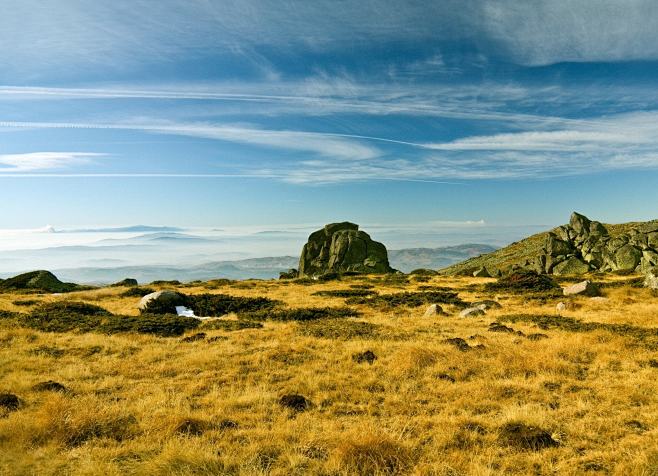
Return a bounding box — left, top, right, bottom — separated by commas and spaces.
0, 274, 657, 475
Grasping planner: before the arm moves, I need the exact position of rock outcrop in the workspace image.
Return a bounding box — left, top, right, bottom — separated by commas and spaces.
532, 212, 658, 275
0, 270, 80, 293
298, 222, 394, 277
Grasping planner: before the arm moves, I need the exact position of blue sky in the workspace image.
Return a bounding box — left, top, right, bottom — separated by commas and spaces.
2, 0, 658, 229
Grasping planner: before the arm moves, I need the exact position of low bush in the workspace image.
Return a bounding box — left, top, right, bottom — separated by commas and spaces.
22, 301, 199, 336
485, 270, 559, 293
242, 306, 359, 322
12, 299, 40, 307
201, 319, 264, 331
189, 293, 279, 316
120, 287, 156, 297
312, 289, 378, 298
346, 291, 466, 308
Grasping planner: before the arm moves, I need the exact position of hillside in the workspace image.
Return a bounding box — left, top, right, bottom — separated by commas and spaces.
440, 215, 654, 276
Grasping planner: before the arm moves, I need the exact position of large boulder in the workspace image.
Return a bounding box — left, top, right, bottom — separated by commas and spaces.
552, 256, 590, 275
139, 290, 190, 314
298, 222, 393, 277
614, 244, 642, 272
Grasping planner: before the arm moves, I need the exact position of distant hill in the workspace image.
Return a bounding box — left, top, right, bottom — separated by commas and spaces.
68, 225, 184, 233
388, 244, 497, 272
46, 244, 497, 284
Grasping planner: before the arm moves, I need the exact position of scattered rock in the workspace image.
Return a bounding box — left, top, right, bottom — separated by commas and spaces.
527, 333, 549, 341
552, 257, 590, 275
423, 304, 445, 317
589, 296, 608, 303
279, 394, 311, 412
562, 280, 600, 297
625, 420, 649, 433
472, 267, 491, 278
498, 422, 559, 451
0, 270, 80, 293
556, 302, 567, 313
488, 323, 515, 333
472, 300, 502, 310
352, 350, 377, 364
436, 373, 456, 383
409, 268, 439, 276
174, 418, 207, 436
31, 381, 68, 393
279, 269, 298, 280
644, 270, 658, 290
180, 332, 206, 343
444, 337, 471, 352
217, 419, 239, 430
138, 290, 190, 314
298, 222, 394, 277
0, 393, 19, 411
112, 278, 138, 287
459, 307, 485, 318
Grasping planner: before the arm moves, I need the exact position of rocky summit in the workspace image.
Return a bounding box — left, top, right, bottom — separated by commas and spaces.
535, 212, 658, 275
298, 222, 394, 277
441, 212, 658, 276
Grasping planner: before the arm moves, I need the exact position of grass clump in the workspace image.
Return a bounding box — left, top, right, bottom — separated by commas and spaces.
297, 319, 382, 340
312, 289, 378, 298
334, 434, 414, 476
346, 291, 465, 308
498, 314, 658, 348
12, 299, 40, 307
243, 306, 359, 322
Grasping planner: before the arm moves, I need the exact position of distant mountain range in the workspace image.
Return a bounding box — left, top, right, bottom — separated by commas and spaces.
47, 243, 497, 284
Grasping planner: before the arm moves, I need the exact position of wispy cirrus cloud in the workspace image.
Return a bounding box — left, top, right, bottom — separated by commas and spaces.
0, 152, 103, 173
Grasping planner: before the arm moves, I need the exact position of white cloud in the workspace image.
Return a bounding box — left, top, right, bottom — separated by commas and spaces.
0, 152, 102, 173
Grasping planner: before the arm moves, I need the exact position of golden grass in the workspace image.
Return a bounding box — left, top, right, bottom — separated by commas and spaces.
0, 275, 657, 475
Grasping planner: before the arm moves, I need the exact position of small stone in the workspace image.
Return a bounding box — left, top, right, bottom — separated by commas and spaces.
563, 280, 600, 297
423, 304, 445, 317
472, 267, 491, 278
498, 422, 559, 451
556, 302, 567, 313
180, 332, 206, 343
217, 419, 239, 430
472, 300, 502, 310
459, 307, 485, 318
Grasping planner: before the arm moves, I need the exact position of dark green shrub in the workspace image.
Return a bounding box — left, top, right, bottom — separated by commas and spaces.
22, 301, 199, 336
242, 307, 358, 322
201, 319, 264, 331
12, 299, 39, 307
189, 294, 278, 316
485, 270, 558, 292
312, 289, 378, 298
346, 291, 466, 308
120, 287, 156, 297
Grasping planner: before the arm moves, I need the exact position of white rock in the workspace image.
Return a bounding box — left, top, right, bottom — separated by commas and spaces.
562, 280, 600, 297
459, 307, 485, 318
423, 304, 445, 317
556, 302, 567, 313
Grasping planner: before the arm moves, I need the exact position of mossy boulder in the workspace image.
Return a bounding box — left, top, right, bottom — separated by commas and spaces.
298, 222, 393, 277
552, 256, 590, 275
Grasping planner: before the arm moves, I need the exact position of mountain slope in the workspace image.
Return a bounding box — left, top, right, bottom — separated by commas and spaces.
440, 215, 655, 276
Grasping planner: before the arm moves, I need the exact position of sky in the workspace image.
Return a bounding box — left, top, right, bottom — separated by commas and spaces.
2, 0, 658, 232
